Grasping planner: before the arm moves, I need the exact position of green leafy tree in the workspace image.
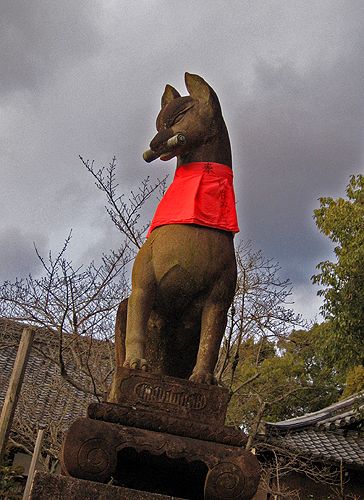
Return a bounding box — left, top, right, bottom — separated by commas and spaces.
312, 174, 364, 370
341, 365, 364, 398
216, 242, 342, 444
226, 327, 341, 446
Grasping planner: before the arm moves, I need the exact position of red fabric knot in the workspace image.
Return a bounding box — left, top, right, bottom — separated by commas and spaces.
147, 162, 240, 237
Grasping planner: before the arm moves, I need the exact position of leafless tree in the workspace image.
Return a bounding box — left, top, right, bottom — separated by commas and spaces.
216, 240, 304, 385
79, 155, 167, 251
0, 233, 130, 398
255, 441, 344, 499
0, 157, 169, 478
0, 156, 167, 398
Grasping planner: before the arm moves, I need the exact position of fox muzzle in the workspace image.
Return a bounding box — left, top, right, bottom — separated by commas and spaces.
143, 133, 186, 163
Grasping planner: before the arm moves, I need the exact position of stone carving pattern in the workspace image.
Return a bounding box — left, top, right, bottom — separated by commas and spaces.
77, 437, 116, 482
63, 418, 259, 498
117, 373, 229, 424
205, 462, 247, 500
134, 382, 207, 410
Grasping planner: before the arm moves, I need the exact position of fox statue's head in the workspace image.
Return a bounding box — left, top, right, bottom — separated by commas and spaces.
145, 73, 232, 167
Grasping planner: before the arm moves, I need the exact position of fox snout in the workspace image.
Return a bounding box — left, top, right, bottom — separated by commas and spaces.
149, 129, 173, 153
143, 131, 186, 163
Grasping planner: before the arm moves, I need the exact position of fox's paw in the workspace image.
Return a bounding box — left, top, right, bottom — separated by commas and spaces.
189, 369, 217, 385
123, 358, 149, 371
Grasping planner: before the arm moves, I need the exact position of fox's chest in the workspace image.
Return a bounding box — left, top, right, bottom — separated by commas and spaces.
148, 224, 235, 291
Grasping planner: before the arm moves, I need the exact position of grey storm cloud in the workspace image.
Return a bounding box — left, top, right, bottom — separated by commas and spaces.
0, 228, 47, 281
0, 0, 101, 95
1, 0, 364, 319
234, 48, 364, 282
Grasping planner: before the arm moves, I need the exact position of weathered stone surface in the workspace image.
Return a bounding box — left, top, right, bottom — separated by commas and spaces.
111, 74, 237, 391
61, 417, 261, 499
91, 369, 246, 448
105, 368, 230, 426
30, 471, 183, 499
88, 401, 245, 446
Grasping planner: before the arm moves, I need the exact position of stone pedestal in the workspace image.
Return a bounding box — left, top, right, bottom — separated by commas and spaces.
30, 471, 184, 499
60, 369, 260, 499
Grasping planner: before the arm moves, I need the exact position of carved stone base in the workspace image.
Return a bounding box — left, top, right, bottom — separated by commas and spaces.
30, 471, 183, 499
107, 368, 230, 426
61, 369, 260, 499
87, 402, 245, 446
61, 417, 259, 499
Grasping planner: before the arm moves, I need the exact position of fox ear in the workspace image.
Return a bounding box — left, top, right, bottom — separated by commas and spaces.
161, 84, 181, 108
185, 73, 212, 102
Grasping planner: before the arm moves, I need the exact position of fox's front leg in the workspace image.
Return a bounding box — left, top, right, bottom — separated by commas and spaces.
124, 241, 155, 371
190, 263, 236, 384
190, 300, 228, 384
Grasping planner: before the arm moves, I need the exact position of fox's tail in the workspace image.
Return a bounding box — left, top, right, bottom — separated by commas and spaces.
114, 298, 128, 368
107, 298, 128, 402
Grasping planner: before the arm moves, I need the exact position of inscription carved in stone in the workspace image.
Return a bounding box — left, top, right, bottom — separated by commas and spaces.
115, 369, 229, 426
134, 382, 207, 410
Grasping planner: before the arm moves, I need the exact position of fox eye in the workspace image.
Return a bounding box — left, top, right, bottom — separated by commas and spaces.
172, 103, 194, 125
163, 113, 184, 129
162, 104, 193, 129
173, 110, 187, 124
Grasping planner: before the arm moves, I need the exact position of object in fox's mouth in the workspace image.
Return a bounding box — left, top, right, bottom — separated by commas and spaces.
143, 133, 186, 163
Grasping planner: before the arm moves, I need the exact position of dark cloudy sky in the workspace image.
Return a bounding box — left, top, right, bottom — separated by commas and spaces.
1, 1, 364, 320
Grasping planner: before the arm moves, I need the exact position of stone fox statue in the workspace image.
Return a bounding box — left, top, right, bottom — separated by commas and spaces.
109, 73, 238, 401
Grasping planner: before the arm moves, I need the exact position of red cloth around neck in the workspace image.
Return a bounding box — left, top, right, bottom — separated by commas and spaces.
147, 162, 239, 237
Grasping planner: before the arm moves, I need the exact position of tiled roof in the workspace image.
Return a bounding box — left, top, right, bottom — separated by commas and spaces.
265, 391, 364, 431
263, 391, 364, 468
0, 340, 94, 427
0, 318, 112, 453
269, 428, 364, 469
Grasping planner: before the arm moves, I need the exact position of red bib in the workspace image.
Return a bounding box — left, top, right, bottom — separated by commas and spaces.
147, 162, 239, 237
